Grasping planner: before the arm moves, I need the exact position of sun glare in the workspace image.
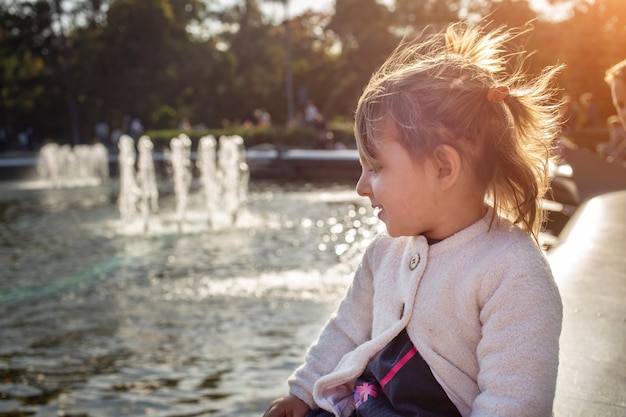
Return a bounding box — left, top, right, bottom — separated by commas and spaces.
530, 0, 575, 21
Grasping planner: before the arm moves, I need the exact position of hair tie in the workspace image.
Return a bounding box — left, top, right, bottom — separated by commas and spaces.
487, 85, 509, 103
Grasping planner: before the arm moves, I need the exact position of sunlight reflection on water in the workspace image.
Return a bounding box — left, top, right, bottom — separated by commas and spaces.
0, 179, 380, 417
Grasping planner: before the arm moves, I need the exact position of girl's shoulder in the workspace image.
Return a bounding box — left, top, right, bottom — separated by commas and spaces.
431, 214, 537, 252
461, 220, 555, 291
430, 216, 550, 273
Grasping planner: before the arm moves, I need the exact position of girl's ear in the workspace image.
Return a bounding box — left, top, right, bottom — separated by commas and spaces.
433, 144, 461, 190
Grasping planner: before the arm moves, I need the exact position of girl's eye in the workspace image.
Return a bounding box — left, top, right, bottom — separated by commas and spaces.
360, 159, 381, 173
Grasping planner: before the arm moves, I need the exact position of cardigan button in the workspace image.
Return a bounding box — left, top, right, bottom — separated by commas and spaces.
409, 254, 420, 270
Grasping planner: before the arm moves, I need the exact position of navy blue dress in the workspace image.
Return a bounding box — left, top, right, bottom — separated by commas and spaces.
306, 329, 461, 417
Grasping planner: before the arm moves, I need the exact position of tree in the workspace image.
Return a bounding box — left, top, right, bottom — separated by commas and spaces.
0, 1, 67, 145
324, 0, 398, 116
391, 0, 463, 34
74, 0, 219, 132
287, 11, 339, 117
214, 0, 286, 123
1, 0, 624, 145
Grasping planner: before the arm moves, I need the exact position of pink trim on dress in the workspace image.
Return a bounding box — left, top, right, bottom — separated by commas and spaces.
380, 347, 418, 387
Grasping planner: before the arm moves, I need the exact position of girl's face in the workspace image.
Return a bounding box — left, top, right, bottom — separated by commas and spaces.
356, 120, 441, 238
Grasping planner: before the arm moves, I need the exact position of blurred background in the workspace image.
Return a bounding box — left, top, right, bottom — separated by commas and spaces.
0, 0, 624, 153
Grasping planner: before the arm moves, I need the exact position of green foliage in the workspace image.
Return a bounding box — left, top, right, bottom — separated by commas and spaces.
392, 0, 462, 32
0, 1, 66, 137
324, 0, 398, 116
0, 0, 625, 150
145, 121, 356, 151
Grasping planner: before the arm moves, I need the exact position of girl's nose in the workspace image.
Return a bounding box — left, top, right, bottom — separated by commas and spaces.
356, 168, 370, 197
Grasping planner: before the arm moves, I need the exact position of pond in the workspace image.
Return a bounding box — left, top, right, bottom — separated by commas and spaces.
0, 178, 381, 417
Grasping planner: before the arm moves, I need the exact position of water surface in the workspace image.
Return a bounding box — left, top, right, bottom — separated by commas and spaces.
0, 180, 379, 417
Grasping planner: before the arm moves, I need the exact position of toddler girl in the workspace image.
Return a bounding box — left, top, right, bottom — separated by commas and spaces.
263, 22, 563, 417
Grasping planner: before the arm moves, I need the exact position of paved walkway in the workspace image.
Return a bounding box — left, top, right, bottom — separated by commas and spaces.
550, 190, 626, 416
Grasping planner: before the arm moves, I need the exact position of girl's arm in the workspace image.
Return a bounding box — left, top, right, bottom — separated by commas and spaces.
287, 241, 378, 408
473, 256, 562, 416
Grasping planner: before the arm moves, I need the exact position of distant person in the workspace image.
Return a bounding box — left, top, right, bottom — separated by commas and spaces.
179, 118, 192, 132
110, 128, 123, 148
254, 108, 272, 126
95, 121, 110, 147
17, 129, 30, 150
599, 115, 626, 164
129, 118, 144, 140
263, 22, 562, 417
261, 109, 271, 126
304, 100, 319, 124
605, 58, 626, 129
579, 92, 599, 127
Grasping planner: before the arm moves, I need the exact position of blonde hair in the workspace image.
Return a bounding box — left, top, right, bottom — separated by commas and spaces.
605, 58, 626, 85
355, 22, 563, 242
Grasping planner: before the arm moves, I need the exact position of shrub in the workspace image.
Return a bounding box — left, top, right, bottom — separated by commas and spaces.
144, 122, 356, 152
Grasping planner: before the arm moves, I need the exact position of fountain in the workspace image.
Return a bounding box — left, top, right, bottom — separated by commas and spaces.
0, 134, 381, 416
213, 134, 249, 226
114, 133, 249, 234
36, 141, 109, 187
137, 135, 160, 229
118, 134, 140, 223
167, 133, 193, 232
197, 134, 219, 227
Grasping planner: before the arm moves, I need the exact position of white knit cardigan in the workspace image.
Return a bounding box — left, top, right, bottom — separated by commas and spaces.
288, 214, 562, 417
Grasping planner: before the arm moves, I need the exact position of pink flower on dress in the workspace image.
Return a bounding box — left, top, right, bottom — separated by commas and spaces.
354, 382, 379, 407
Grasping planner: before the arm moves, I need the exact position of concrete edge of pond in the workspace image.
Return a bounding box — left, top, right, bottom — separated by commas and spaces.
550, 190, 626, 417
